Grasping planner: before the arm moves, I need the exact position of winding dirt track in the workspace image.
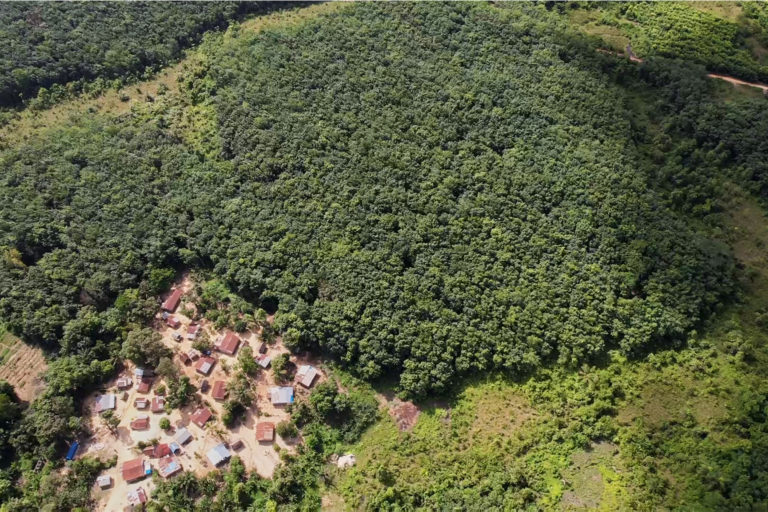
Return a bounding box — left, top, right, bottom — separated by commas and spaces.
599, 48, 768, 92
706, 73, 768, 92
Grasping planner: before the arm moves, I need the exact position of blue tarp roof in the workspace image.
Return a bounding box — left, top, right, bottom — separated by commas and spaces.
65, 442, 79, 461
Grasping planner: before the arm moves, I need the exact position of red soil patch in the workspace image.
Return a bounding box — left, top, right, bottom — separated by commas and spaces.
389, 399, 420, 431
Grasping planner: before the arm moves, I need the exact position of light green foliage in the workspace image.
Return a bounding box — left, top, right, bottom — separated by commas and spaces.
567, 2, 768, 82
275, 421, 297, 440
237, 345, 258, 377
271, 354, 292, 384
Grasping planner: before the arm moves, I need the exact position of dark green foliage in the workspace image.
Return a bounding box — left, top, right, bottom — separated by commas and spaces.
148, 457, 271, 512
0, 2, 296, 106
0, 381, 21, 464
11, 394, 80, 458
305, 381, 378, 443
166, 375, 194, 409
271, 353, 293, 384
201, 2, 733, 394
1, 456, 112, 511
0, 3, 735, 400
1, 4, 767, 509
120, 327, 171, 368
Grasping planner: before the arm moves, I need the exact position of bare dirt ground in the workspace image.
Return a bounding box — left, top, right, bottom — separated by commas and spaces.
88, 273, 326, 511
0, 333, 47, 401
387, 399, 421, 432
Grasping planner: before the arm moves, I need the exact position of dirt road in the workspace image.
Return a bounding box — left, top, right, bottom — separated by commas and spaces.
600, 48, 768, 92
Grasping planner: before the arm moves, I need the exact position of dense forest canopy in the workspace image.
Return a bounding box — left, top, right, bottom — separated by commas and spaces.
0, 2, 734, 397
1, 1, 768, 510
0, 1, 296, 107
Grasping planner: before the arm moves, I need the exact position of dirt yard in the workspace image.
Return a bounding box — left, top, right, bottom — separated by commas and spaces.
0, 332, 47, 401
87, 274, 326, 511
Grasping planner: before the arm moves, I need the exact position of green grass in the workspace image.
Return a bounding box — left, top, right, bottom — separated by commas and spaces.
0, 328, 18, 366
328, 188, 768, 509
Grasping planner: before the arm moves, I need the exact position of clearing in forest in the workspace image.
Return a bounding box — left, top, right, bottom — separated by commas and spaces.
0, 331, 47, 401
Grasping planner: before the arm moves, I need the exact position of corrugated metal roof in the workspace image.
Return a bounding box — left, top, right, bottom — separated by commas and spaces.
175, 427, 192, 444
96, 394, 116, 412
296, 365, 318, 388
206, 443, 231, 466
269, 386, 294, 405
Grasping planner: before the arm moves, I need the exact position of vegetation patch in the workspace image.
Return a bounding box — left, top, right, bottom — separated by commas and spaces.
560, 441, 623, 511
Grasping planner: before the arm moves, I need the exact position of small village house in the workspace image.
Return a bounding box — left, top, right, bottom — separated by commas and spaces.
116, 376, 132, 389
195, 356, 215, 376
157, 456, 183, 478
126, 487, 148, 508
178, 352, 192, 365
191, 407, 212, 428
143, 443, 171, 458
96, 474, 112, 489
174, 427, 193, 445
230, 439, 244, 451
256, 354, 271, 369
187, 348, 201, 361
166, 316, 181, 329
206, 443, 231, 466
269, 386, 294, 405
151, 396, 165, 413
137, 378, 152, 394
134, 367, 153, 379
215, 331, 240, 356
130, 416, 149, 431
256, 422, 275, 443
186, 323, 201, 340
211, 381, 227, 401
95, 394, 116, 413
121, 458, 151, 483
296, 365, 318, 388
161, 289, 183, 313
134, 397, 149, 409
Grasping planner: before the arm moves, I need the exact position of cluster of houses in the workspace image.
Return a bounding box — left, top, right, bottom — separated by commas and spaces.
89, 286, 323, 509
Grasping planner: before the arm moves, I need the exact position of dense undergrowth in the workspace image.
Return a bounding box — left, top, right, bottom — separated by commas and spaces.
0, 2, 767, 511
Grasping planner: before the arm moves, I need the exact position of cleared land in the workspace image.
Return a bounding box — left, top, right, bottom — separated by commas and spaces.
0, 330, 46, 401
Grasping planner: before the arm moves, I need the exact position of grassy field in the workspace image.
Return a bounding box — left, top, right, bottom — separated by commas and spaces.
323, 184, 768, 510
